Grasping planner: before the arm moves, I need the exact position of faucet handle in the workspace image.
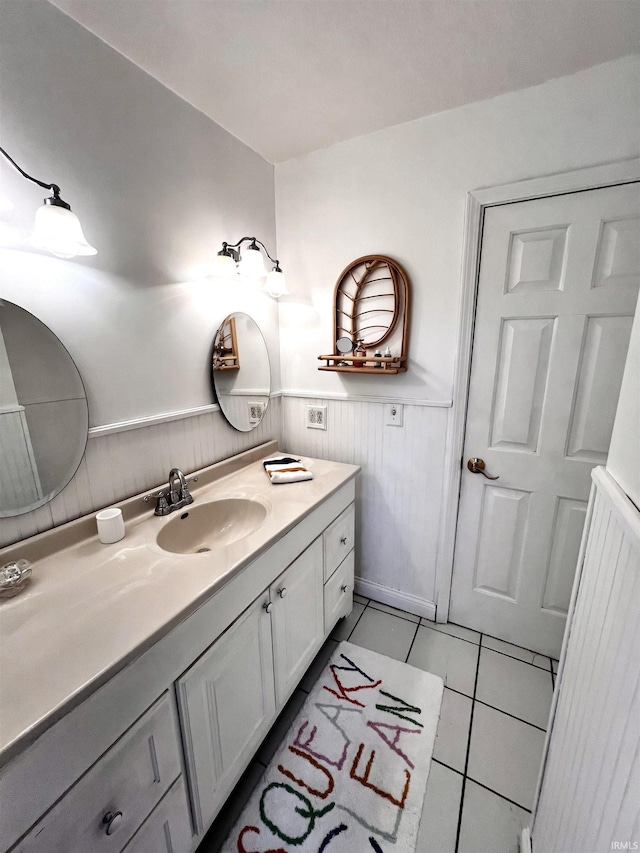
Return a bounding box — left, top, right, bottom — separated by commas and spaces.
154, 492, 171, 516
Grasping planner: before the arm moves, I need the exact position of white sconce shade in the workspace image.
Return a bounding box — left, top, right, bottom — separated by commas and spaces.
0, 146, 98, 257
30, 202, 97, 259
264, 269, 289, 298
211, 252, 238, 277
238, 245, 267, 279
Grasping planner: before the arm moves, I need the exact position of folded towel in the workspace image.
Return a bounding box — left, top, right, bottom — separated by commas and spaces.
263, 456, 314, 484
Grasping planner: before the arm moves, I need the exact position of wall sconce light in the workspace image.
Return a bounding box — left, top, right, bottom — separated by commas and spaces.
0, 145, 96, 259
212, 236, 288, 298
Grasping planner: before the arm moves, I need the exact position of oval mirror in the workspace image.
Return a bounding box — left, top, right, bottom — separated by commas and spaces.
212, 312, 271, 432
0, 300, 89, 517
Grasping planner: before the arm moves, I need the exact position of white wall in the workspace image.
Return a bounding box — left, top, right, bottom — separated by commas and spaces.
607, 290, 640, 508
276, 55, 640, 612
0, 1, 281, 547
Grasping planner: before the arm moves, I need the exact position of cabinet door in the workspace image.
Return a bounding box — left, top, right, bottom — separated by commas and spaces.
270, 537, 324, 706
176, 595, 275, 833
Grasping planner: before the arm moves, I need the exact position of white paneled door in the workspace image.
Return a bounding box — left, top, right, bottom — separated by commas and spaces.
450, 182, 640, 657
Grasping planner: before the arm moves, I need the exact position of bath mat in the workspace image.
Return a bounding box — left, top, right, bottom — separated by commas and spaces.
220, 641, 444, 851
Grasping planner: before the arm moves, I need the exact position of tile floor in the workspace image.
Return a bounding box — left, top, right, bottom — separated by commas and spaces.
198, 595, 559, 853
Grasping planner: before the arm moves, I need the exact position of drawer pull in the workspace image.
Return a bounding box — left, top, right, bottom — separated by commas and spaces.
263, 601, 273, 614
340, 536, 348, 545
278, 587, 288, 599
341, 584, 349, 594
102, 811, 123, 836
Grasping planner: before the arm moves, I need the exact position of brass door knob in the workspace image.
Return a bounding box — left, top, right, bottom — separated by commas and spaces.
467, 458, 499, 480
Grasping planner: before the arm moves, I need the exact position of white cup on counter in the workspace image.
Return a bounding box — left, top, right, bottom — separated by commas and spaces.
96, 507, 125, 544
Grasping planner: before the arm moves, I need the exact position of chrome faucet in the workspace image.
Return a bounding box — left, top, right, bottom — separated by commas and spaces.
153, 468, 194, 516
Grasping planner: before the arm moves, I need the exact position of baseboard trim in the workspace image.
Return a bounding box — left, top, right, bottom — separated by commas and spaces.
355, 577, 437, 621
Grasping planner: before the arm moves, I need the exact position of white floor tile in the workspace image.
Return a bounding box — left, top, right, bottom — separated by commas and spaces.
348, 606, 417, 661
467, 703, 545, 811
476, 648, 553, 729
353, 592, 369, 605
457, 780, 530, 853
255, 688, 307, 766
408, 625, 479, 697
482, 634, 550, 669
330, 600, 365, 641
552, 658, 559, 674
416, 761, 463, 853
368, 599, 420, 622
421, 619, 481, 645
433, 688, 473, 773
299, 638, 338, 692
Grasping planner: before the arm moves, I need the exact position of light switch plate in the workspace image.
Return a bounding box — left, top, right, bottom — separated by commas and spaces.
385, 403, 404, 427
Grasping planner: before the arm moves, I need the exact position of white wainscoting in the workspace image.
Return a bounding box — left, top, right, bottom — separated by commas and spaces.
532, 466, 640, 852
0, 397, 281, 549
281, 394, 448, 617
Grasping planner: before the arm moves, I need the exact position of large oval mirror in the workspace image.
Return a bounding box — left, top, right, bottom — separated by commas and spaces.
212, 312, 271, 432
0, 300, 89, 517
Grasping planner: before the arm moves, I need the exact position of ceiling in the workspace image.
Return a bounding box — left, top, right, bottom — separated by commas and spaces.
47, 0, 640, 164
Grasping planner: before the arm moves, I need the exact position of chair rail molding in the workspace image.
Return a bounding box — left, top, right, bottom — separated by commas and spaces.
435, 157, 640, 623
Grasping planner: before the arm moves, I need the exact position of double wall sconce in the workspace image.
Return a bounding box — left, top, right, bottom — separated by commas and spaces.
0, 145, 96, 259
212, 237, 288, 298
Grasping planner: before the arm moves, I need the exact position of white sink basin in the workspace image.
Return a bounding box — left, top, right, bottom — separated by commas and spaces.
156, 498, 268, 555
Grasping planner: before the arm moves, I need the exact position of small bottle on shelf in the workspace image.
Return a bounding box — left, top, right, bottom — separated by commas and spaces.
373, 348, 382, 368
383, 345, 392, 360
354, 338, 366, 368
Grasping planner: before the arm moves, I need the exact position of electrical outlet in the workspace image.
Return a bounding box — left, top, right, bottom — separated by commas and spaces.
248, 401, 266, 424
306, 405, 327, 430
385, 403, 404, 427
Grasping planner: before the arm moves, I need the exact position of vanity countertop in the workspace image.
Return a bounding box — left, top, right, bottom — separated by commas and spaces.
0, 444, 359, 768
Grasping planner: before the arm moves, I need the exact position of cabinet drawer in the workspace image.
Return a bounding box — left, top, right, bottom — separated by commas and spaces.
323, 503, 355, 581
13, 693, 182, 853
324, 550, 355, 633
122, 776, 193, 853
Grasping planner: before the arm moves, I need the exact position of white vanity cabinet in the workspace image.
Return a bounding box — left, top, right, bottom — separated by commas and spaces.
2, 461, 357, 853
121, 778, 193, 853
176, 536, 325, 833
324, 550, 355, 632
11, 693, 184, 853
270, 537, 324, 705
176, 593, 277, 833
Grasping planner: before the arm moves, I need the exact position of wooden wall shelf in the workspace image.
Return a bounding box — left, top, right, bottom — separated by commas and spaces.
318, 354, 407, 374
318, 255, 410, 376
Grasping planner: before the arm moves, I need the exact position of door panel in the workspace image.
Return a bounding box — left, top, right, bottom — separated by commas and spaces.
593, 216, 640, 289
566, 315, 634, 461
490, 317, 555, 451
506, 226, 568, 293
473, 485, 529, 600
541, 498, 588, 615
450, 182, 640, 656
